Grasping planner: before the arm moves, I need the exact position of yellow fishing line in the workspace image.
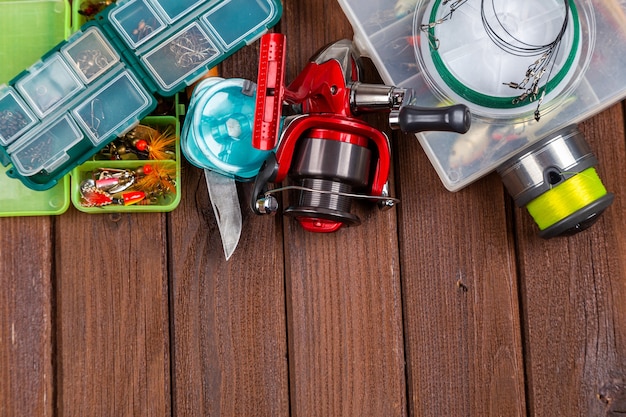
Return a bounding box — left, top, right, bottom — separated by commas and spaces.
527, 167, 608, 230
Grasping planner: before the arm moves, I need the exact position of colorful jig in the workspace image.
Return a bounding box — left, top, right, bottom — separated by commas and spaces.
100, 124, 177, 161
79, 163, 176, 207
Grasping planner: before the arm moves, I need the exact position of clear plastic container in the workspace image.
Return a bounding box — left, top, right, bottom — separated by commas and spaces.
61, 27, 120, 83
337, 0, 626, 191
0, 88, 39, 146
133, 0, 283, 94
109, 0, 166, 48
16, 54, 84, 117
72, 70, 153, 144
202, 0, 278, 48
415, 1, 588, 121
1, 0, 282, 191
9, 115, 84, 177
141, 22, 219, 91
146, 0, 205, 23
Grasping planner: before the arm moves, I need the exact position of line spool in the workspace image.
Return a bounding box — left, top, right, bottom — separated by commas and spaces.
497, 125, 613, 238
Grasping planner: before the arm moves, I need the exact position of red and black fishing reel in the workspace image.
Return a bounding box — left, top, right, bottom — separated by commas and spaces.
251, 33, 471, 232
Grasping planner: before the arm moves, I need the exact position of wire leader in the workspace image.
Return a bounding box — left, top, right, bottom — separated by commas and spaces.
420, 0, 571, 121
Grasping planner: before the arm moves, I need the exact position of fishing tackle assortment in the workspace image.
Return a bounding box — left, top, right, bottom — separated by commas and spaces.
78, 162, 176, 207
0, 0, 282, 191
419, 0, 570, 121
99, 124, 177, 161
335, 0, 626, 237
78, 0, 117, 21
4, 0, 626, 240
75, 117, 180, 211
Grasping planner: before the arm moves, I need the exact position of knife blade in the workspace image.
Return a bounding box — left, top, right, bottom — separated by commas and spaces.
185, 69, 243, 260
182, 62, 274, 260
203, 169, 242, 260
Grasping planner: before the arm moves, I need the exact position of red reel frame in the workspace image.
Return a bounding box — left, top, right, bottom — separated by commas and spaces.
251, 34, 393, 232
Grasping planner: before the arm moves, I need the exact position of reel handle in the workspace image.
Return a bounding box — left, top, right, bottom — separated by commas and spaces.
395, 104, 471, 134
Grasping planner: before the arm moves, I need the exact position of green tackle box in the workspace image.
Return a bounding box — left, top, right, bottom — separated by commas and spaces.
0, 0, 282, 192
0, 0, 183, 215
0, 0, 71, 216
0, 0, 283, 215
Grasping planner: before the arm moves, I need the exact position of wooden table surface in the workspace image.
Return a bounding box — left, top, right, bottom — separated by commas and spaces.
2, 1, 626, 416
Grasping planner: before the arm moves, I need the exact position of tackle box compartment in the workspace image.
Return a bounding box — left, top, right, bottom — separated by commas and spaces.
70, 115, 182, 213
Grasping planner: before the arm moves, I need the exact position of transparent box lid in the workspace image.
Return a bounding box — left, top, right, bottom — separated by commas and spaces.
337, 0, 626, 191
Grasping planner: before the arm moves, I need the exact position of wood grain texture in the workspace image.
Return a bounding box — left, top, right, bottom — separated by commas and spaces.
284, 218, 406, 417
169, 30, 289, 415
54, 209, 170, 417
168, 160, 289, 417
516, 104, 626, 417
0, 217, 54, 417
394, 131, 526, 417
281, 1, 407, 416
4, 2, 626, 417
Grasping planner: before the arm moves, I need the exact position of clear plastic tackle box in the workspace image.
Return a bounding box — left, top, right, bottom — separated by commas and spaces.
337, 0, 626, 191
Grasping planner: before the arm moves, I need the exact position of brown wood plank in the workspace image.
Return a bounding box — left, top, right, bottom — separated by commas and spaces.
0, 217, 54, 417
168, 39, 290, 417
394, 131, 526, 416
516, 104, 626, 417
283, 220, 407, 417
55, 209, 171, 416
281, 1, 407, 416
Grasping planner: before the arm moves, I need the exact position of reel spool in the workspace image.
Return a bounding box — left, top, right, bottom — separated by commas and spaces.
283, 128, 372, 228
497, 125, 613, 238
252, 115, 394, 233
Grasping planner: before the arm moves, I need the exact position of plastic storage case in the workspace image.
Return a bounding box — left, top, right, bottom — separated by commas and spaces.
0, 0, 282, 191
0, 0, 186, 215
71, 114, 181, 212
336, 0, 626, 191
0, 0, 71, 216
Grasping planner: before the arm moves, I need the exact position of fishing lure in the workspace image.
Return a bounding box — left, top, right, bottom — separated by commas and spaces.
133, 163, 177, 198
80, 182, 146, 207
79, 163, 176, 207
124, 124, 177, 160
100, 124, 177, 160
78, 0, 116, 19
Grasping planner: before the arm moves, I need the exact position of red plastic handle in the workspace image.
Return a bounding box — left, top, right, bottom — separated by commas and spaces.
252, 33, 286, 151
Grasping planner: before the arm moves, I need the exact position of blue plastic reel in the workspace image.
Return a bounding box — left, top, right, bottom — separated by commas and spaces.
182, 77, 277, 180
